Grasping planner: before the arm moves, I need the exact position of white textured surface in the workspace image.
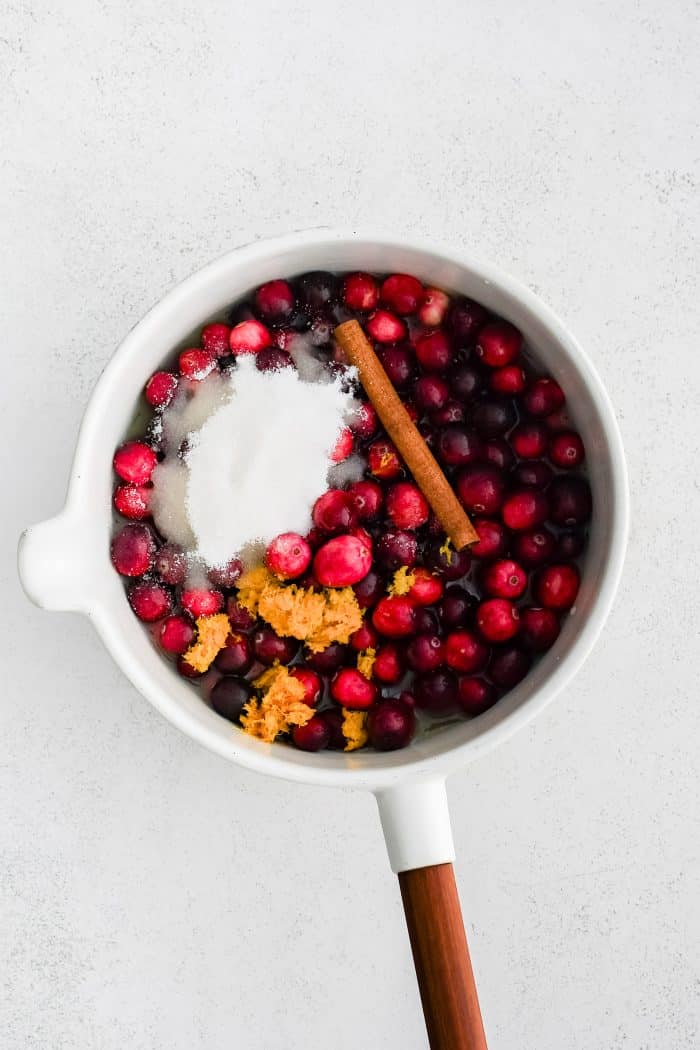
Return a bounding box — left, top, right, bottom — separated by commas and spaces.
2, 1, 699, 1047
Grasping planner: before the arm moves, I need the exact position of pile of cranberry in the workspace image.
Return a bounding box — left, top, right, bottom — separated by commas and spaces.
110, 269, 591, 753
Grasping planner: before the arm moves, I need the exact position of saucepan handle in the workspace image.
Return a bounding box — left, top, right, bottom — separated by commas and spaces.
18, 507, 95, 613
375, 779, 487, 1050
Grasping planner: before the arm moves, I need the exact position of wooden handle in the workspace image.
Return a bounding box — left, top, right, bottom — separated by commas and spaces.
399, 863, 487, 1050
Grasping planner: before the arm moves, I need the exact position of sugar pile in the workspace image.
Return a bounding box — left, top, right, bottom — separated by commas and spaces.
150, 357, 356, 569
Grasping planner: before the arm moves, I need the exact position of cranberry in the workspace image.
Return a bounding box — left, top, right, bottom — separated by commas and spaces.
367, 438, 403, 480
406, 567, 444, 606
292, 715, 331, 752
512, 527, 557, 567
438, 586, 476, 628
449, 298, 488, 345
378, 345, 416, 387
544, 406, 573, 432
207, 558, 243, 589
398, 689, 417, 710
376, 529, 418, 571
481, 437, 515, 472
418, 288, 450, 327
412, 606, 440, 634
214, 632, 253, 674
456, 464, 506, 515
265, 532, 312, 579
128, 581, 172, 622
371, 643, 404, 683
472, 397, 517, 436
367, 310, 407, 344
226, 597, 256, 632
330, 427, 354, 463
556, 529, 587, 560
289, 666, 323, 706
510, 422, 548, 459
415, 330, 453, 372
431, 400, 466, 426
113, 441, 157, 485
490, 365, 525, 395
297, 271, 339, 312
309, 312, 334, 347
159, 614, 195, 654
449, 362, 484, 401
417, 420, 436, 448
349, 401, 379, 440
489, 646, 532, 688
535, 564, 580, 609
179, 348, 217, 379
313, 535, 373, 587
436, 425, 482, 467
110, 523, 155, 577
346, 480, 383, 521
350, 526, 373, 554
255, 347, 295, 372
380, 273, 423, 315
475, 321, 522, 367
482, 559, 527, 600
253, 626, 299, 665
343, 272, 380, 312
406, 633, 445, 673
386, 482, 429, 530
228, 320, 272, 355
520, 607, 561, 651
425, 540, 472, 581
181, 588, 224, 617
367, 699, 416, 750
113, 484, 151, 520
444, 630, 488, 673
210, 676, 251, 723
318, 708, 346, 749
353, 570, 385, 608
549, 430, 586, 469
313, 490, 356, 533
522, 377, 565, 417
330, 668, 378, 710
253, 280, 296, 325
512, 460, 554, 489
548, 476, 592, 526
306, 642, 349, 674
176, 655, 203, 679
501, 489, 550, 531
414, 374, 450, 413
372, 595, 416, 637
201, 323, 232, 355
414, 669, 458, 714
476, 598, 520, 642
227, 302, 256, 326
154, 543, 187, 585
349, 623, 379, 652
470, 518, 509, 559
456, 677, 497, 716
145, 371, 178, 408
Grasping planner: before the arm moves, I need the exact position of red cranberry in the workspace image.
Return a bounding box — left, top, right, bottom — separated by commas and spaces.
253, 626, 299, 665
159, 614, 195, 654
378, 345, 416, 387
414, 374, 450, 413
313, 490, 356, 533
265, 532, 312, 579
372, 643, 405, 683
176, 655, 203, 679
490, 365, 525, 395
425, 540, 472, 581
481, 437, 516, 472
306, 642, 349, 674
128, 581, 172, 622
510, 422, 548, 459
406, 633, 445, 673
418, 288, 450, 327
343, 272, 379, 311
255, 346, 294, 372
350, 623, 379, 652
449, 362, 485, 401
436, 425, 482, 467
226, 597, 256, 632
512, 527, 557, 567
145, 371, 178, 408
181, 588, 224, 617
350, 526, 373, 555
490, 646, 532, 688
110, 523, 155, 577
549, 430, 586, 469
386, 482, 429, 530
297, 271, 339, 312
548, 476, 592, 526
475, 321, 522, 367
438, 586, 476, 629
292, 715, 331, 752
376, 529, 418, 571
456, 465, 506, 515
367, 699, 416, 750
367, 310, 407, 343
372, 595, 416, 637
544, 406, 573, 431
522, 377, 565, 417
482, 559, 527, 599
201, 323, 232, 355
113, 484, 151, 520
407, 567, 444, 606
535, 564, 580, 609
414, 669, 458, 714
512, 460, 554, 489
353, 570, 385, 609
520, 607, 561, 651
330, 668, 377, 710
346, 479, 383, 521
381, 273, 424, 315
214, 632, 253, 674
154, 543, 187, 585
472, 397, 517, 436
289, 666, 323, 706
367, 438, 403, 480
113, 441, 157, 485
449, 298, 488, 345
228, 320, 272, 355
444, 630, 488, 673
456, 677, 497, 716
349, 401, 379, 440
556, 529, 586, 560
431, 400, 466, 426
210, 676, 251, 723
179, 348, 217, 379
253, 280, 296, 325
207, 558, 243, 588
330, 427, 354, 464
313, 535, 373, 587
477, 598, 520, 642
415, 330, 453, 372
501, 489, 550, 531
470, 518, 509, 559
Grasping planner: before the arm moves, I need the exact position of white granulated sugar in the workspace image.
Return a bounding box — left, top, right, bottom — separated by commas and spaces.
328, 452, 367, 488
150, 458, 196, 549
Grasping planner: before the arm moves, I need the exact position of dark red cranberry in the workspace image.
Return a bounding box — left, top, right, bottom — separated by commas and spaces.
381, 273, 424, 315
378, 345, 416, 387
472, 397, 517, 436
511, 460, 554, 489
510, 422, 548, 459
414, 374, 450, 412
512, 527, 557, 567
449, 298, 488, 345
227, 302, 256, 326
520, 607, 561, 651
145, 371, 178, 408
398, 689, 416, 710
113, 441, 158, 485
489, 646, 532, 688
412, 607, 440, 634
330, 668, 378, 710
476, 598, 520, 643
406, 633, 445, 673
346, 479, 383, 522
159, 614, 195, 654
343, 272, 380, 312
226, 597, 256, 632
481, 437, 515, 472
312, 490, 356, 533
425, 540, 472, 581
253, 626, 299, 665
373, 643, 405, 684
482, 559, 527, 599
367, 438, 403, 479
296, 271, 339, 312
501, 489, 550, 531
544, 406, 573, 431
229, 320, 272, 355
201, 323, 232, 355
255, 346, 295, 372
349, 401, 379, 440
353, 570, 385, 609
372, 596, 416, 637
308, 312, 334, 347
535, 564, 580, 609
522, 377, 565, 417
313, 535, 373, 587
490, 365, 525, 395
181, 588, 224, 617
444, 630, 488, 673
415, 330, 453, 371
153, 543, 187, 585
436, 425, 482, 467
292, 715, 331, 751
456, 465, 506, 515
556, 529, 587, 560
549, 430, 585, 469
470, 518, 510, 559
438, 585, 476, 628
214, 632, 253, 674
253, 280, 296, 325
417, 420, 436, 448
113, 483, 151, 520
448, 362, 484, 401
289, 666, 323, 706
176, 655, 203, 679
475, 321, 522, 367
456, 677, 497, 716
318, 709, 346, 749
349, 623, 378, 652
548, 476, 592, 526
207, 558, 243, 589
179, 347, 218, 377
414, 669, 458, 714
128, 581, 172, 622
407, 567, 444, 606
431, 400, 466, 426
386, 483, 429, 530
367, 699, 416, 750
367, 310, 407, 343
306, 642, 349, 674
110, 523, 155, 577
210, 676, 252, 723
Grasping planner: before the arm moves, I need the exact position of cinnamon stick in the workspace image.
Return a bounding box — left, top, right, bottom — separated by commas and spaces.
334, 320, 478, 549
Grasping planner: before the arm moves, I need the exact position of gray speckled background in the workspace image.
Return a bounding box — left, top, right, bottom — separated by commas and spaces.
2, 1, 699, 1047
